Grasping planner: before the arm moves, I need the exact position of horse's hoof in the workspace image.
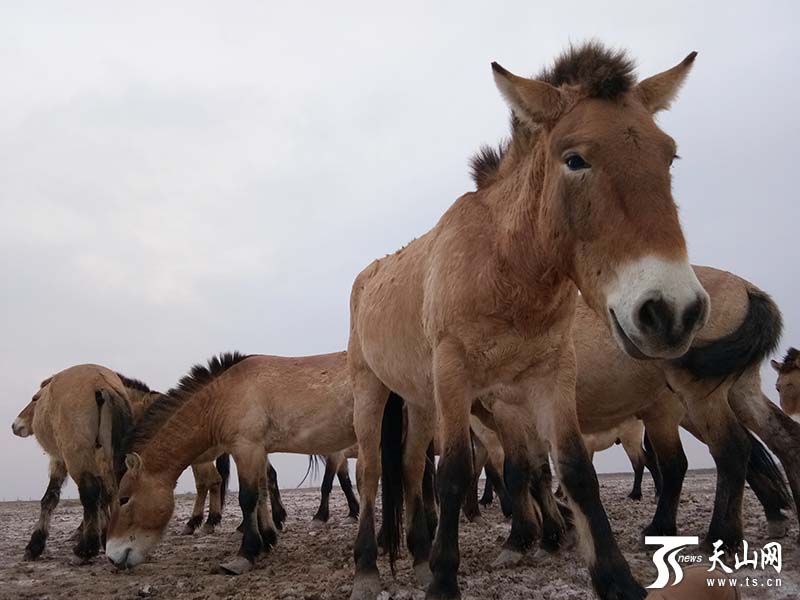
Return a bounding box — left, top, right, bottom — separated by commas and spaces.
219, 556, 254, 575
492, 548, 523, 568
346, 515, 359, 524
627, 492, 642, 501
200, 523, 216, 535
311, 518, 326, 529
181, 525, 196, 536
349, 573, 382, 600
767, 518, 789, 539
414, 561, 433, 587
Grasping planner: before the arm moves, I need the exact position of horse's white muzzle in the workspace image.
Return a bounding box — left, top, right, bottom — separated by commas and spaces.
12, 418, 31, 437
606, 257, 709, 360
106, 536, 148, 569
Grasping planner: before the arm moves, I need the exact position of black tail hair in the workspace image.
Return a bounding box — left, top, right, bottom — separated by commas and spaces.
746, 431, 791, 512
381, 392, 405, 573
674, 287, 782, 379
298, 455, 324, 487
95, 389, 135, 483
215, 453, 231, 508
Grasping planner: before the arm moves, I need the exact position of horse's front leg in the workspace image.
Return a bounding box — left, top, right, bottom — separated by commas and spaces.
220, 447, 265, 575
540, 353, 645, 600
427, 340, 473, 600
312, 456, 338, 525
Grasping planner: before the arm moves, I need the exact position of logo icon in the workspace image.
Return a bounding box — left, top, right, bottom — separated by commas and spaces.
645, 536, 700, 588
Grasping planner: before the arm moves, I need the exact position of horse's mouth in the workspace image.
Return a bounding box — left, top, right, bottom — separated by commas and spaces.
609, 309, 649, 360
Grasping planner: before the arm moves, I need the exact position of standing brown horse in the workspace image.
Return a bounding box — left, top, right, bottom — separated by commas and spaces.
11, 366, 139, 561
347, 42, 708, 600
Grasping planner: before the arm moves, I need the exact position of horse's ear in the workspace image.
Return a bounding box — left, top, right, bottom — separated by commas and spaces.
125, 453, 143, 473
771, 359, 782, 373
636, 52, 697, 113
492, 62, 564, 124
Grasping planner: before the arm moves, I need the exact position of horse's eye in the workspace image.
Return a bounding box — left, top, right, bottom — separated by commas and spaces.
120, 496, 130, 506
565, 154, 590, 171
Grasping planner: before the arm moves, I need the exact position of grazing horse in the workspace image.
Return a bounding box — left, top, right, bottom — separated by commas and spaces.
773, 348, 800, 419
347, 42, 708, 600
105, 351, 359, 574
11, 365, 138, 561
312, 448, 360, 526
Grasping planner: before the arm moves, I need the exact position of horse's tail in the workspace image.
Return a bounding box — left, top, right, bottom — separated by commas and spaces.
215, 453, 231, 508
746, 431, 791, 512
298, 455, 324, 487
95, 388, 134, 484
674, 286, 782, 379
381, 391, 405, 573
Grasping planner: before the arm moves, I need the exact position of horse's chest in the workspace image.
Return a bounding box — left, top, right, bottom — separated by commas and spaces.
464, 331, 561, 388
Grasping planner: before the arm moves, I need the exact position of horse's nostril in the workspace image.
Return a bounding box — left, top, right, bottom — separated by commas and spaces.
637, 297, 673, 338
682, 296, 707, 333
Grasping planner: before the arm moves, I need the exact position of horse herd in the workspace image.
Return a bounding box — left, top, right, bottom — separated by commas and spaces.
10, 42, 800, 600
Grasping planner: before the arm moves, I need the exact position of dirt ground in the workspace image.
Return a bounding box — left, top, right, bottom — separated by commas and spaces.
0, 471, 797, 599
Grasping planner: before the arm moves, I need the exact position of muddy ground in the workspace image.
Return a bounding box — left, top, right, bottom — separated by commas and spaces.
0, 471, 797, 599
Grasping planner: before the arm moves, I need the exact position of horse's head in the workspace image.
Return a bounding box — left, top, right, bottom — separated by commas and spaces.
12, 377, 51, 437
773, 348, 800, 419
492, 44, 708, 359
106, 453, 174, 569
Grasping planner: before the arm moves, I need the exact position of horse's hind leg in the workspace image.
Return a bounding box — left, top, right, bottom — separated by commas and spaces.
403, 403, 436, 587
220, 447, 266, 575
480, 472, 494, 506
73, 472, 106, 562
312, 456, 338, 525
202, 465, 223, 534
183, 465, 208, 535
24, 459, 67, 560
337, 459, 360, 522
349, 366, 389, 600
683, 392, 750, 553
642, 431, 663, 496
422, 442, 438, 537
490, 397, 542, 567
256, 469, 278, 552
640, 400, 687, 539
530, 453, 567, 553
622, 441, 646, 501
461, 430, 486, 524
266, 460, 287, 531
729, 378, 800, 538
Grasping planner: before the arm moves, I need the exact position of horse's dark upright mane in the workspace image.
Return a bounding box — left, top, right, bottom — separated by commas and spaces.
115, 373, 152, 394
124, 351, 250, 454
778, 347, 800, 373
469, 42, 637, 190
537, 41, 636, 100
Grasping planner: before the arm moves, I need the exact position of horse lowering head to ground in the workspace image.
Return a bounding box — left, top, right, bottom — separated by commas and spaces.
106, 350, 358, 574
11, 365, 136, 562
348, 42, 706, 600
773, 348, 800, 418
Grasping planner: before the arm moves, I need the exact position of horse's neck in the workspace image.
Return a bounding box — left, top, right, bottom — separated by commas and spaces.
141, 397, 212, 481
487, 144, 575, 316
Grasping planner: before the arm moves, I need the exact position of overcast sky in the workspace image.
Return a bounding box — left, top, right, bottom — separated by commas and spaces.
1, 1, 798, 501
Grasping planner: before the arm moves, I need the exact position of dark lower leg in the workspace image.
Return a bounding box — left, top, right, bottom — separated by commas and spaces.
531, 460, 565, 552
485, 462, 512, 517
313, 459, 337, 522
557, 433, 645, 600
643, 432, 663, 496
73, 473, 104, 560
338, 466, 360, 519
205, 482, 223, 530
479, 473, 494, 506
428, 444, 471, 599
704, 425, 750, 552
501, 455, 539, 555
643, 432, 687, 538
184, 484, 208, 534
266, 463, 287, 530
237, 484, 262, 562
629, 459, 644, 501
25, 465, 67, 560
422, 444, 438, 538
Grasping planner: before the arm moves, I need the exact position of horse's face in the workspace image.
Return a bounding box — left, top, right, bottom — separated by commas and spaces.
773, 356, 800, 419
12, 382, 48, 437
12, 399, 35, 437
106, 454, 174, 569
493, 53, 709, 359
